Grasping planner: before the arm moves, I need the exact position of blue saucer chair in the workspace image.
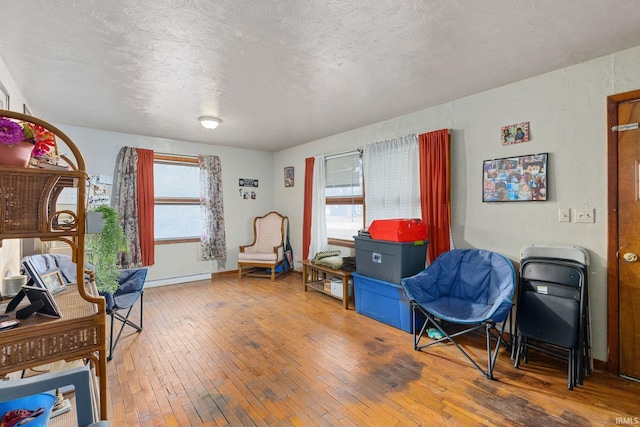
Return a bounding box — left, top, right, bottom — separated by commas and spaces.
401, 249, 515, 379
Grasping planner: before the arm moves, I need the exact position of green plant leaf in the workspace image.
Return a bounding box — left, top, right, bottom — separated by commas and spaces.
85, 205, 129, 294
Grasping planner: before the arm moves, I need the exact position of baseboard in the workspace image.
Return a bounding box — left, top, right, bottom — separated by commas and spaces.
145, 273, 212, 288
218, 269, 300, 278
146, 269, 300, 288
593, 358, 607, 372
211, 270, 238, 277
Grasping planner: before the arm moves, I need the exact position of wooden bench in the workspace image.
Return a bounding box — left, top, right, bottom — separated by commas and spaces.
300, 260, 354, 309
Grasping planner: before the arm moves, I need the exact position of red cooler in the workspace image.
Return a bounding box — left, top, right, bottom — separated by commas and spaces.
368, 219, 427, 242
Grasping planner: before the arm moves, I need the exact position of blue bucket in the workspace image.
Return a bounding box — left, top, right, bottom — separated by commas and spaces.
0, 393, 56, 427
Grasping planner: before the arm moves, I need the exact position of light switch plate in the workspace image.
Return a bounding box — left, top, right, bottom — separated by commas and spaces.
576, 208, 595, 223
559, 208, 571, 222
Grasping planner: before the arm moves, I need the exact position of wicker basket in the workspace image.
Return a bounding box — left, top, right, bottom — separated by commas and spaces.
0, 169, 60, 235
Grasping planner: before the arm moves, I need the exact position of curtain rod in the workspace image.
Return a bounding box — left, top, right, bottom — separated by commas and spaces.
154, 152, 199, 159
325, 148, 362, 160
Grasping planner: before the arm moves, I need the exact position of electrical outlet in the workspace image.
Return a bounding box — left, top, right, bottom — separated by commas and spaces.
559, 208, 571, 222
576, 208, 595, 223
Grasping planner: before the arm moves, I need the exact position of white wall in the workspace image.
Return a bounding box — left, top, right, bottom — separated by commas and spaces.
1, 53, 275, 286
5, 44, 640, 362
275, 44, 640, 362
55, 124, 275, 284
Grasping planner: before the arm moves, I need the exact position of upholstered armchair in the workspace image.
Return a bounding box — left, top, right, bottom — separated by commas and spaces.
238, 211, 289, 281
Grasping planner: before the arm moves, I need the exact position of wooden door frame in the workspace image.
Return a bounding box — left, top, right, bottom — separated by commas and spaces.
606, 89, 640, 374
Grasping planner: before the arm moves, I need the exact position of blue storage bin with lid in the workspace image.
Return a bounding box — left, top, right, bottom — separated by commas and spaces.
352, 272, 425, 333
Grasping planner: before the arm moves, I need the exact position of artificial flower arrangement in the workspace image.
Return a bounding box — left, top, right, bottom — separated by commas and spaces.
0, 116, 57, 167
0, 117, 56, 155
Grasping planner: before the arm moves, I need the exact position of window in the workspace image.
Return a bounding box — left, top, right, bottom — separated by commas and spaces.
325, 151, 364, 246
154, 154, 200, 243
362, 136, 421, 224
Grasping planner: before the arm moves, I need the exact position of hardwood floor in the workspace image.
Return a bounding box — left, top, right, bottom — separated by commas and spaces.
106, 274, 640, 426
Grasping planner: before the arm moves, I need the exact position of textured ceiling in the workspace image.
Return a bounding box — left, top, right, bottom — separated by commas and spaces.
2, 1, 640, 152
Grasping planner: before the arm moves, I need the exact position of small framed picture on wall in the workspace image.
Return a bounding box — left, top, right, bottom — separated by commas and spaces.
284, 166, 294, 187
501, 121, 529, 145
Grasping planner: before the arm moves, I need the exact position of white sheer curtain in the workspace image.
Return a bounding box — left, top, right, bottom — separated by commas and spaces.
309, 154, 327, 259
363, 134, 421, 226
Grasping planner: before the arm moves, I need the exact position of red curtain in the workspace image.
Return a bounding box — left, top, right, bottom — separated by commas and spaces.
135, 148, 155, 266
419, 129, 451, 264
302, 157, 315, 260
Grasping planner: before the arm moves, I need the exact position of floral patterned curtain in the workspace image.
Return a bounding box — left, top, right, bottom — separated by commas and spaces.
199, 154, 227, 263
112, 147, 142, 268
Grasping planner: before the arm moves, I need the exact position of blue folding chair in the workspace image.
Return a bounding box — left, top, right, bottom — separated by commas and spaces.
401, 249, 516, 379
101, 268, 147, 361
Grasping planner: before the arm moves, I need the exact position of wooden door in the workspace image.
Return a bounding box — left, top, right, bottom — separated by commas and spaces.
617, 99, 640, 380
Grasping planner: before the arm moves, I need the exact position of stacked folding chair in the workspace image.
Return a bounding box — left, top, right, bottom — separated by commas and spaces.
513, 244, 592, 389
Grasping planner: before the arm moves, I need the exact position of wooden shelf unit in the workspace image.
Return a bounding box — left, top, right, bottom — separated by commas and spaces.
0, 109, 108, 421
300, 259, 354, 309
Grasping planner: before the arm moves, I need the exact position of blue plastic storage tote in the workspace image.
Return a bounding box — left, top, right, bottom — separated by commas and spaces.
353, 272, 424, 333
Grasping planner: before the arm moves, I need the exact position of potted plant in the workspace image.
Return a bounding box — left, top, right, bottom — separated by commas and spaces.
85, 205, 128, 294
0, 116, 56, 168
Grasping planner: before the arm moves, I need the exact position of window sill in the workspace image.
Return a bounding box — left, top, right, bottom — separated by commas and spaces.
155, 237, 200, 245
327, 238, 355, 249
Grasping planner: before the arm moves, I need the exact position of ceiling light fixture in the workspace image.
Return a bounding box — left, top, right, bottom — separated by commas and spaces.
199, 116, 222, 129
